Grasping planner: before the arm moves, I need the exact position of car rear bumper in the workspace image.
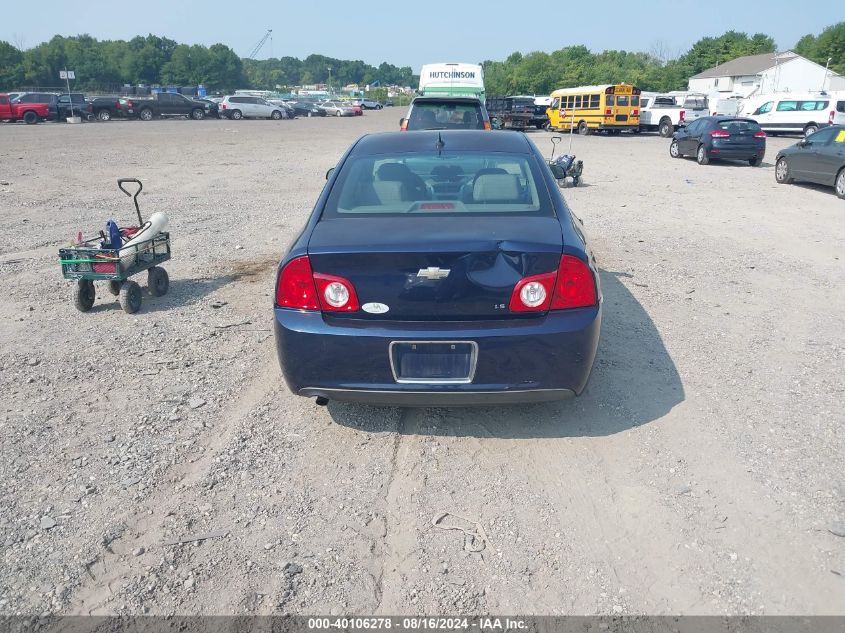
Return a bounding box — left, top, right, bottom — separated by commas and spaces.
274, 306, 601, 406
709, 142, 764, 159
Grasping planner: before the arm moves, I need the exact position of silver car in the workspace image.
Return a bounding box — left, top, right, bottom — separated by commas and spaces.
319, 101, 355, 117
220, 95, 285, 120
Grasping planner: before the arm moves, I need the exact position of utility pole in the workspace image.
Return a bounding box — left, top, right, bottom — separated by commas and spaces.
821, 57, 832, 92
327, 67, 332, 95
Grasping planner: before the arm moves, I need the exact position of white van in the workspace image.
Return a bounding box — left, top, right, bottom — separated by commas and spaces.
742, 92, 840, 136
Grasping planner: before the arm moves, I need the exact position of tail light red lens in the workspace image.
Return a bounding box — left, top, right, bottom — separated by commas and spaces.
710, 129, 730, 138
509, 255, 597, 313
605, 108, 612, 116
221, 103, 227, 110
754, 131, 766, 138
632, 109, 639, 116
276, 256, 360, 312
313, 273, 359, 312
276, 256, 319, 310
551, 255, 597, 310
829, 111, 835, 125
679, 110, 685, 122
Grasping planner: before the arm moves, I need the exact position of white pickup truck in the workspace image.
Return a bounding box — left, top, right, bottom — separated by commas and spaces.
639, 92, 709, 137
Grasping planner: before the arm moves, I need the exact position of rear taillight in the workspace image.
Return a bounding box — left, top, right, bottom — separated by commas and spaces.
631, 109, 639, 116
276, 256, 319, 310
551, 255, 597, 310
509, 255, 597, 312
127, 100, 133, 108
276, 256, 359, 312
221, 103, 227, 110
710, 129, 730, 138
509, 272, 556, 312
605, 108, 612, 116
679, 110, 685, 122
830, 110, 835, 125
754, 131, 766, 138
313, 273, 359, 312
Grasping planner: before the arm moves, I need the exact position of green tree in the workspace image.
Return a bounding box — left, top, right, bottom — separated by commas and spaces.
0, 41, 24, 89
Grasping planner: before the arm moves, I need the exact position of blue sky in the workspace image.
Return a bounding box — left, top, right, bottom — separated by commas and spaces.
2, 0, 837, 69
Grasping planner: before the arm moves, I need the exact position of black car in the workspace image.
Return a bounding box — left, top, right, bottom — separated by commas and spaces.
401, 97, 490, 131
291, 101, 326, 117
193, 98, 220, 118
775, 125, 845, 199
670, 116, 766, 166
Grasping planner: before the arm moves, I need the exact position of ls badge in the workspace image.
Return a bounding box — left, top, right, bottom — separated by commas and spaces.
362, 302, 390, 314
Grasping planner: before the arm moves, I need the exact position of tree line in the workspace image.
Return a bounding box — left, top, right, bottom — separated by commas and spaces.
0, 24, 841, 95
482, 24, 844, 96
0, 34, 415, 92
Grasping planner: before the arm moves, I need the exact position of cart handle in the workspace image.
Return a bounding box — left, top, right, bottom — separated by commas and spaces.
117, 178, 144, 226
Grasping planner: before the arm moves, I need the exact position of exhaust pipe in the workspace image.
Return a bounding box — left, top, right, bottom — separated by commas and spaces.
315, 397, 329, 407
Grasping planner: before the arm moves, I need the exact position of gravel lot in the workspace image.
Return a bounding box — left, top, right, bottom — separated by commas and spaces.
0, 111, 843, 617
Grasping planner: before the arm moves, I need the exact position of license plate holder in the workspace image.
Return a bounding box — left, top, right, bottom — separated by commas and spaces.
390, 341, 477, 384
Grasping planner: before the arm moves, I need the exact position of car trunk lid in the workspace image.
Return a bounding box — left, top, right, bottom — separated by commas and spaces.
307, 217, 563, 320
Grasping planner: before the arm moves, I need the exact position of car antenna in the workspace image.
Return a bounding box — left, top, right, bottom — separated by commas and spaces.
435, 132, 445, 155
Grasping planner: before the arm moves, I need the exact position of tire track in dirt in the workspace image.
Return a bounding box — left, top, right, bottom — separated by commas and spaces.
67, 346, 280, 615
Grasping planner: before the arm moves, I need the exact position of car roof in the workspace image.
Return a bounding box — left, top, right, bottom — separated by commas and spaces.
412, 97, 483, 105
350, 130, 531, 155
702, 116, 759, 123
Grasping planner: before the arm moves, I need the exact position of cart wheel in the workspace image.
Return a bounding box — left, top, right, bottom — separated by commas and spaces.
73, 280, 96, 312
147, 267, 169, 297
107, 280, 122, 296
119, 280, 142, 314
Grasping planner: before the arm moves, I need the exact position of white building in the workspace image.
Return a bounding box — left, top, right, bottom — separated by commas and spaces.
687, 51, 842, 99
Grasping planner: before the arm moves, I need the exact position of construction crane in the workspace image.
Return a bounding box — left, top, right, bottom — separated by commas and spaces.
247, 29, 272, 60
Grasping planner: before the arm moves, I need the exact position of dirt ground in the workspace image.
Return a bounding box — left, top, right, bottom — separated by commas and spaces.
0, 111, 843, 617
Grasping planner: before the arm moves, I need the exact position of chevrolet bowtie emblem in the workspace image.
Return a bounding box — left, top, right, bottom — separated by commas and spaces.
416, 267, 450, 280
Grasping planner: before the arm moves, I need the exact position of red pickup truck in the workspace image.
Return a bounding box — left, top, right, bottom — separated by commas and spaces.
0, 93, 50, 124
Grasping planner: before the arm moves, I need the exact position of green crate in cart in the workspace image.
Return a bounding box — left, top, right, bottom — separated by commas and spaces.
59, 179, 171, 314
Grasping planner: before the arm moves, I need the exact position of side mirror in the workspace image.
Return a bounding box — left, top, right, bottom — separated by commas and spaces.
325, 167, 335, 180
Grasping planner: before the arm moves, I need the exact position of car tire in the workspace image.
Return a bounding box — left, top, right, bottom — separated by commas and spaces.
803, 124, 818, 137
230, 110, 242, 120
669, 139, 681, 158
271, 110, 282, 120
377, 104, 383, 110
335, 110, 342, 117
147, 266, 169, 297
835, 168, 845, 200
139, 108, 153, 121
658, 118, 673, 137
119, 280, 142, 314
749, 156, 763, 167
307, 111, 313, 117
97, 109, 111, 122
191, 108, 205, 120
107, 280, 122, 296
775, 157, 793, 184
578, 121, 590, 135
73, 280, 96, 312
696, 144, 710, 165
23, 110, 38, 125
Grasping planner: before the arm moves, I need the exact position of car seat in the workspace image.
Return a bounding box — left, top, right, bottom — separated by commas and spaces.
472, 173, 522, 204
374, 163, 428, 202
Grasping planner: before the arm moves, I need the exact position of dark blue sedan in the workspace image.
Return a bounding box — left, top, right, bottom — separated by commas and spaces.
273, 130, 602, 406
670, 116, 766, 166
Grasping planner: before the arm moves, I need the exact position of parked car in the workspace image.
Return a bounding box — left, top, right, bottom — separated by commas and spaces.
639, 92, 708, 137
90, 96, 129, 121
320, 101, 355, 117
0, 93, 50, 123
125, 92, 210, 120
356, 99, 383, 110
273, 130, 601, 406
12, 92, 59, 121
219, 95, 285, 120
775, 125, 845, 199
267, 99, 296, 119
192, 98, 220, 119
742, 92, 838, 137
291, 101, 326, 117
401, 96, 490, 131
670, 116, 766, 166
349, 103, 363, 116
56, 93, 93, 120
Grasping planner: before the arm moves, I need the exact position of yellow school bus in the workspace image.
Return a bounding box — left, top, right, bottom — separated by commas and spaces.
547, 84, 641, 135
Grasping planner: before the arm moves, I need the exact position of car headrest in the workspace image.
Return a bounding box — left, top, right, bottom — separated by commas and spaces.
472, 174, 520, 203
377, 163, 412, 181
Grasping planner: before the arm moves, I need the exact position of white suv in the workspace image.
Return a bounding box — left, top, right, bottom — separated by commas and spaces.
220, 95, 284, 120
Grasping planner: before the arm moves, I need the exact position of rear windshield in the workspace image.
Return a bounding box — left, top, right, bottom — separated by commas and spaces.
616, 96, 629, 106
683, 96, 707, 109
407, 103, 485, 130
323, 152, 553, 218
717, 120, 762, 132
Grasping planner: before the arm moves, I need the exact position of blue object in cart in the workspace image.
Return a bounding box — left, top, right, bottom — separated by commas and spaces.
105, 220, 122, 249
